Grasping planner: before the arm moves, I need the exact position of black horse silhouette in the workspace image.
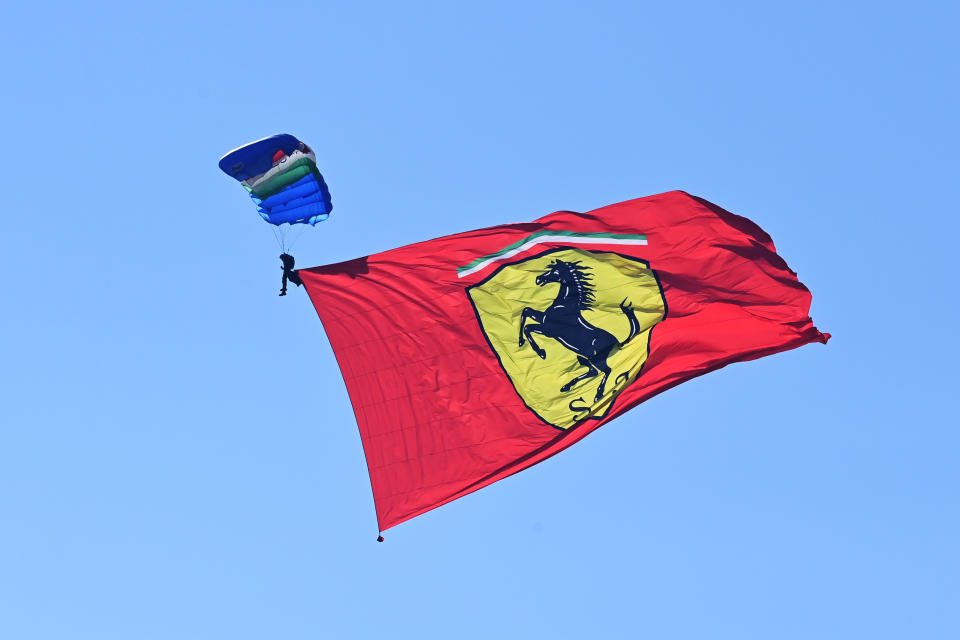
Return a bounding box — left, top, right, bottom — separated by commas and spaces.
518, 259, 641, 401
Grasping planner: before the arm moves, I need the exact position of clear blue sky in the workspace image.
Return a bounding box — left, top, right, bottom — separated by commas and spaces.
2, 2, 957, 638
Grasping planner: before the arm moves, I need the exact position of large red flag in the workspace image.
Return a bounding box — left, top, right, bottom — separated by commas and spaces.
300, 191, 828, 532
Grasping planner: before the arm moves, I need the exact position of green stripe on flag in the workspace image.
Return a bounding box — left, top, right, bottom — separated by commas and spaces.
457, 230, 647, 277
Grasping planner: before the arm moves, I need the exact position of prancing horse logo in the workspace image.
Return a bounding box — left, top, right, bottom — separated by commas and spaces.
467, 247, 667, 430
519, 259, 641, 402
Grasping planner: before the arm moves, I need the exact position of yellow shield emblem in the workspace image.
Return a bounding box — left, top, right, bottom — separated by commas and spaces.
467, 248, 666, 429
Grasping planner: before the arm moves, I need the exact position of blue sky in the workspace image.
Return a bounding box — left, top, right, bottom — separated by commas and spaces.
2, 1, 957, 638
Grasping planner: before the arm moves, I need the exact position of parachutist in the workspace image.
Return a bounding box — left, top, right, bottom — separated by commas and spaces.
279, 253, 303, 296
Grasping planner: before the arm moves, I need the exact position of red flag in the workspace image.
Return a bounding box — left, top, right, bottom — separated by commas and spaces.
300, 191, 828, 532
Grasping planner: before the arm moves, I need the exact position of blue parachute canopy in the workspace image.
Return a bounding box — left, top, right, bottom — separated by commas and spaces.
218, 134, 332, 226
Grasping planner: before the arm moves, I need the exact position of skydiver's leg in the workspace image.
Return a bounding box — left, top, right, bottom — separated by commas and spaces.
280, 272, 288, 296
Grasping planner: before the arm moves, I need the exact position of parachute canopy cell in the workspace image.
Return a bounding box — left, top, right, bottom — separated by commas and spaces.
218, 134, 332, 226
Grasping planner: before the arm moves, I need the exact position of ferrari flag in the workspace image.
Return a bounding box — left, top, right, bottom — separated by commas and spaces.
300, 191, 828, 532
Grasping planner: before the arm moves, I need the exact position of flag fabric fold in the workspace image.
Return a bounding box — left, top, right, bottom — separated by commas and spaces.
300, 191, 828, 531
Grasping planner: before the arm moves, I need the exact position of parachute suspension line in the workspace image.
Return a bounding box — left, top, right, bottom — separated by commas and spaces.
269, 225, 284, 252
286, 224, 310, 252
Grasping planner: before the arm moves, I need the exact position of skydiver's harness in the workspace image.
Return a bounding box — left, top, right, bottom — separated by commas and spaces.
279, 253, 303, 296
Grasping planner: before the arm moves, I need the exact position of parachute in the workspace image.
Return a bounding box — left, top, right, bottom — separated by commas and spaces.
218, 133, 332, 250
